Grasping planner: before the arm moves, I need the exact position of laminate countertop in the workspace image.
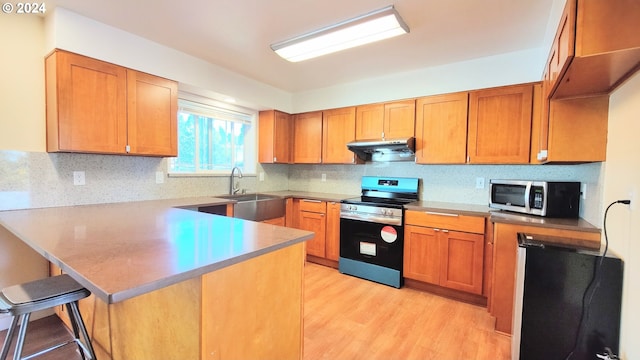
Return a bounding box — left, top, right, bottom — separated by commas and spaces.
405, 201, 599, 233
0, 197, 314, 304
266, 192, 600, 233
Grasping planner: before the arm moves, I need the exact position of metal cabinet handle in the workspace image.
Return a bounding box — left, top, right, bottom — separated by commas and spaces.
441, 229, 449, 233
302, 199, 322, 203
424, 211, 459, 217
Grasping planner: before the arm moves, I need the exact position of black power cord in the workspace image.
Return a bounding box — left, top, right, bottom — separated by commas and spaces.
564, 199, 630, 360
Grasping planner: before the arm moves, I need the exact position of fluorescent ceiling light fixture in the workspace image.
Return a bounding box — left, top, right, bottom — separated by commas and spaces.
271, 5, 409, 62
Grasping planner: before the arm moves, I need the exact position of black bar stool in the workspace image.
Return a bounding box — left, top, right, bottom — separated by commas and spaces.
0, 274, 97, 360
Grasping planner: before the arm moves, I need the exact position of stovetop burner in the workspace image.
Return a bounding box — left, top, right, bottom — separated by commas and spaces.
341, 196, 413, 209
342, 176, 420, 208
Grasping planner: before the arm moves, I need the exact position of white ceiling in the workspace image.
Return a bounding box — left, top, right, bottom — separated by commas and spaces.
45, 0, 555, 93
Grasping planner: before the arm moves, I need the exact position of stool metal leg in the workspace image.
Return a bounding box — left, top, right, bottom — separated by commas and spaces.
0, 316, 19, 360
13, 313, 31, 360
67, 302, 96, 360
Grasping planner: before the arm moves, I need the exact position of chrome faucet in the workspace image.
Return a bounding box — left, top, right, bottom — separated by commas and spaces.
230, 166, 243, 194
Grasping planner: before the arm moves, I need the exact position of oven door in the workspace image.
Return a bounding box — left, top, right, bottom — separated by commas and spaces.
339, 217, 404, 271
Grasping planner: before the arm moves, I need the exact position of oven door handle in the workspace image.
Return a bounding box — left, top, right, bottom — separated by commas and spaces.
340, 213, 402, 226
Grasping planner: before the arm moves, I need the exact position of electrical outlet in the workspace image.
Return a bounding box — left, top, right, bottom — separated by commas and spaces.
156, 171, 164, 184
475, 177, 484, 189
259, 172, 265, 181
581, 183, 587, 200
322, 174, 327, 182
73, 171, 85, 186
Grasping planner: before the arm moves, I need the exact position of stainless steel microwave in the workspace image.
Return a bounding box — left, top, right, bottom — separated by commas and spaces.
489, 180, 581, 218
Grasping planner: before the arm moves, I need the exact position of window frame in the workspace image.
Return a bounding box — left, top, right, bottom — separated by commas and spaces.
168, 93, 257, 177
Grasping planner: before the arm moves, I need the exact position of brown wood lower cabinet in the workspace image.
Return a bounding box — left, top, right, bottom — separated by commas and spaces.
490, 222, 601, 334
298, 199, 327, 258
404, 210, 485, 297
51, 244, 305, 359
291, 199, 340, 267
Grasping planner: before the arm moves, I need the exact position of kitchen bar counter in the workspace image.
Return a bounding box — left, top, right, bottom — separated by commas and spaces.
0, 197, 313, 360
0, 197, 313, 303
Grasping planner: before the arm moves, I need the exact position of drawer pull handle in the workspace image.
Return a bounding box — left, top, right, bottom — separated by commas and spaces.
302, 199, 322, 203
424, 211, 459, 217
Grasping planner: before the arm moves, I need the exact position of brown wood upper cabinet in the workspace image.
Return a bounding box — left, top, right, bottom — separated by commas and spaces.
467, 84, 534, 164
415, 92, 469, 164
532, 0, 640, 163
293, 111, 323, 163
45, 49, 177, 157
548, 0, 640, 99
355, 100, 415, 140
259, 110, 292, 163
322, 107, 357, 164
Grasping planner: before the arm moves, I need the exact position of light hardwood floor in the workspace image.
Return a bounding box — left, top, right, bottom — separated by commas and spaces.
304, 262, 511, 360
1, 263, 511, 360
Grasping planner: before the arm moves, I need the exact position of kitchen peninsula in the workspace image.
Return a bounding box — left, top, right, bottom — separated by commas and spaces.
0, 197, 314, 360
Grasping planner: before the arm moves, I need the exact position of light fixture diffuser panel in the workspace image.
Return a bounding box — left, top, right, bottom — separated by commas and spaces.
271, 5, 409, 62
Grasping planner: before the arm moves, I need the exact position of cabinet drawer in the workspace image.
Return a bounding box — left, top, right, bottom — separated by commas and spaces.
298, 199, 326, 213
405, 210, 485, 234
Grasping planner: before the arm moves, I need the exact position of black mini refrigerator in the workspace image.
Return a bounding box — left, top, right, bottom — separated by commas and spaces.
512, 233, 623, 360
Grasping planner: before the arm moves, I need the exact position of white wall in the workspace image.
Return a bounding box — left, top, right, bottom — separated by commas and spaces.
0, 15, 45, 152
45, 7, 293, 113
603, 71, 640, 359
292, 48, 546, 112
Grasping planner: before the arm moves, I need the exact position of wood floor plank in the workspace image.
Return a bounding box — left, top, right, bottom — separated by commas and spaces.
303, 262, 511, 360
2, 262, 511, 360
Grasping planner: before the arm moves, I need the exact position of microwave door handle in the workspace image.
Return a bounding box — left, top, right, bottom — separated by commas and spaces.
524, 182, 532, 213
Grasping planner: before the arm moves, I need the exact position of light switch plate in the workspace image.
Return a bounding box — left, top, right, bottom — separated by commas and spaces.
322, 174, 327, 182
475, 177, 485, 189
581, 183, 587, 200
259, 172, 265, 181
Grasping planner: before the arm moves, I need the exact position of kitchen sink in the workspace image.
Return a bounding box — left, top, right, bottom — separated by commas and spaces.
211, 193, 286, 222
216, 193, 280, 202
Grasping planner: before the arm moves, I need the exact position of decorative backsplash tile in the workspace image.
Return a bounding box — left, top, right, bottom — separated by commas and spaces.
0, 150, 603, 225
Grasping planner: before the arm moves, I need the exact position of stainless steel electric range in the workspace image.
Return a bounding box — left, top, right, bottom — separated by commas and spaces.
339, 176, 419, 288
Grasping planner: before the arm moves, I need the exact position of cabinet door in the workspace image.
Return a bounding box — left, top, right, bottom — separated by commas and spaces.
325, 202, 341, 261
355, 103, 384, 140
47, 50, 127, 154
293, 111, 323, 163
384, 100, 415, 139
546, 95, 608, 162
299, 210, 326, 258
126, 70, 178, 156
554, 0, 576, 85
322, 107, 356, 164
415, 93, 468, 164
439, 230, 484, 295
468, 84, 533, 164
403, 225, 440, 284
259, 110, 292, 163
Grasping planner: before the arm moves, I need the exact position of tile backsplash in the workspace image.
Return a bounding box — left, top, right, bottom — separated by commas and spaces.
0, 150, 603, 225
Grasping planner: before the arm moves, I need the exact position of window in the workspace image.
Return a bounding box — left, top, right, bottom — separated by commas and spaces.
169, 97, 257, 175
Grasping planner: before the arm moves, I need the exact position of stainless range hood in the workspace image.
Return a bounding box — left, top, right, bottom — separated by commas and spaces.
347, 137, 415, 162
